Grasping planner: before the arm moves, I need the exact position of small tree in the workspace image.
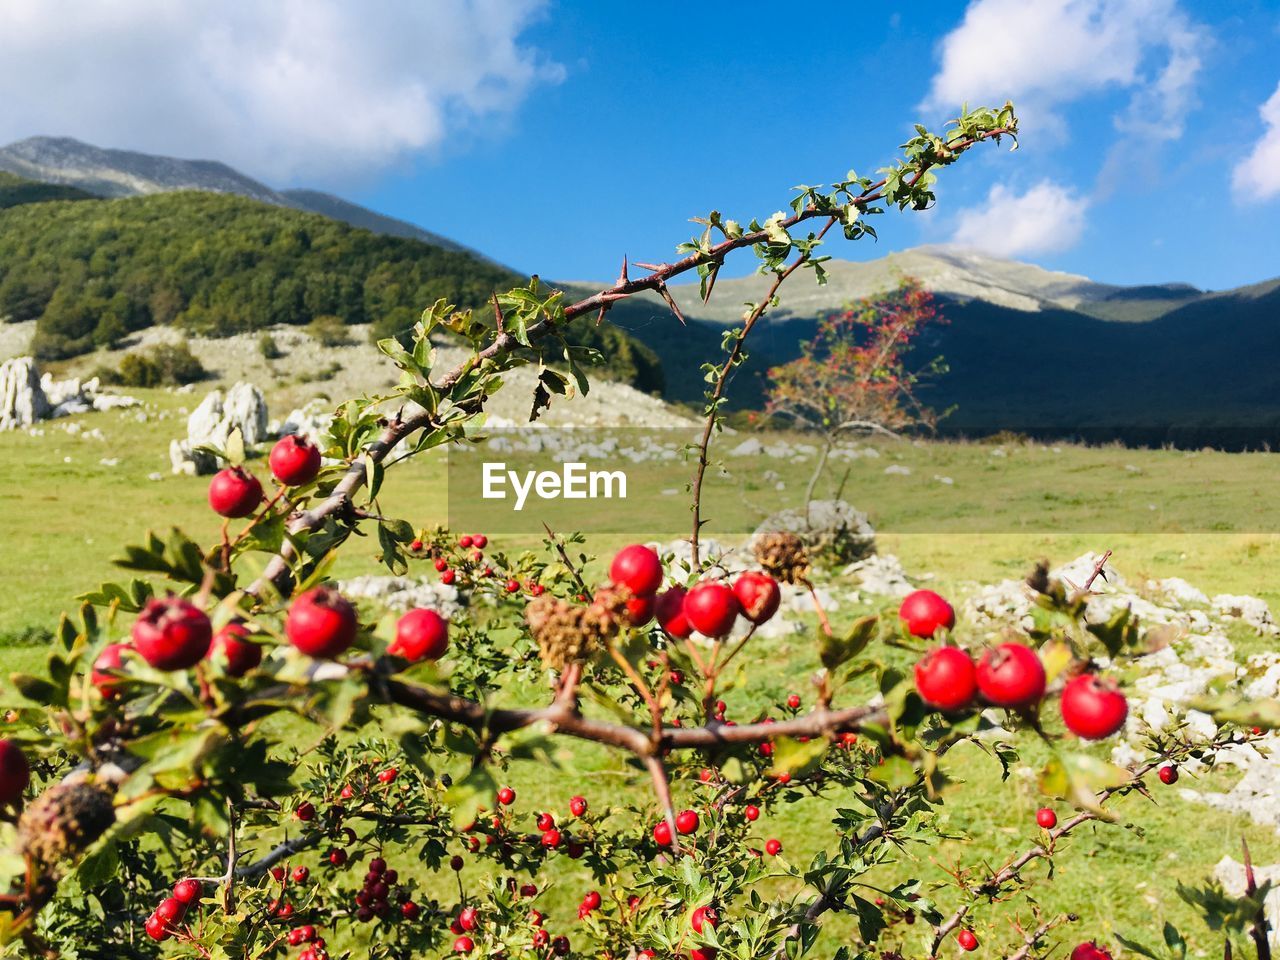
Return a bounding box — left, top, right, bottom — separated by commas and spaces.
765, 275, 946, 506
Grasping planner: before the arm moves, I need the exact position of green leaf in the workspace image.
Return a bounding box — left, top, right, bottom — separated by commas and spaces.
819, 615, 878, 670
225, 427, 245, 467
769, 736, 828, 778
444, 765, 497, 828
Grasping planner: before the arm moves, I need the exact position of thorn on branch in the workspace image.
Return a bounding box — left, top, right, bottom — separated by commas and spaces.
617, 255, 630, 286
656, 280, 686, 326
491, 294, 505, 332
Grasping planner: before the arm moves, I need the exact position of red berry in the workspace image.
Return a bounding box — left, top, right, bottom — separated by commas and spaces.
1060, 674, 1128, 740
291, 866, 309, 883
132, 597, 212, 670
295, 801, 316, 821
442, 569, 457, 585
541, 828, 562, 848
328, 848, 348, 866
914, 647, 977, 711
653, 820, 673, 846
459, 535, 474, 549
450, 855, 465, 871
744, 804, 760, 821
1071, 942, 1114, 960
207, 621, 262, 677
610, 545, 664, 597
675, 809, 699, 835
537, 812, 555, 831
683, 582, 740, 637
899, 589, 956, 638
435, 558, 449, 572
271, 866, 286, 881
1036, 808, 1057, 829
733, 572, 781, 624
655, 586, 693, 638
459, 906, 478, 931
173, 879, 202, 904
410, 539, 424, 552
454, 935, 475, 954
533, 929, 550, 948
786, 694, 801, 709
207, 466, 263, 518
765, 838, 782, 856
286, 587, 357, 659
976, 643, 1045, 708
506, 579, 521, 594
582, 890, 602, 911
625, 595, 656, 626
958, 929, 979, 951
498, 786, 516, 805
530, 909, 545, 926
552, 935, 570, 956
473, 534, 488, 548
90, 642, 130, 697
389, 608, 449, 662
269, 434, 322, 486
156, 897, 186, 924
402, 900, 420, 919
1159, 765, 1178, 785
144, 914, 169, 941
377, 767, 398, 784
569, 795, 588, 817
690, 948, 717, 960
691, 905, 720, 932
368, 857, 386, 875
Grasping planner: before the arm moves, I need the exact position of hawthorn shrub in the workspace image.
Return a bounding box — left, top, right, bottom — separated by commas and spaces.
0, 104, 1273, 960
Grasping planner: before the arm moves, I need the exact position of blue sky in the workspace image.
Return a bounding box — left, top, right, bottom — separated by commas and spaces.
2, 1, 1280, 290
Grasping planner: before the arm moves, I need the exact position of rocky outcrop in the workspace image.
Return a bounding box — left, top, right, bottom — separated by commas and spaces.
1, 357, 138, 430
169, 382, 269, 475
0, 357, 49, 429
752, 499, 876, 566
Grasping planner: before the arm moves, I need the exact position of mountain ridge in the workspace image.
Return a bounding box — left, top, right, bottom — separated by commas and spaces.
0, 135, 491, 262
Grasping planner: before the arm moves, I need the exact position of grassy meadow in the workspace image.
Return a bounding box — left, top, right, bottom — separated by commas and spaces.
1, 388, 1279, 955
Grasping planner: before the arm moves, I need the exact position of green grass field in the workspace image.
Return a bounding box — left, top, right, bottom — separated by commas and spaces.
1, 390, 1278, 955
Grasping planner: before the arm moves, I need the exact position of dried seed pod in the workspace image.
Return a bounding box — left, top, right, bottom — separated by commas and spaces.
19, 781, 116, 869
753, 530, 810, 585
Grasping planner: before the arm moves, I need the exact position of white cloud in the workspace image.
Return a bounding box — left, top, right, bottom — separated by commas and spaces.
950, 181, 1088, 258
923, 0, 1204, 141
1232, 81, 1280, 202
0, 0, 562, 183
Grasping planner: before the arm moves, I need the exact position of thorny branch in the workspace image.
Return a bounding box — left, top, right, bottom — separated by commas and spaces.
245, 125, 1015, 599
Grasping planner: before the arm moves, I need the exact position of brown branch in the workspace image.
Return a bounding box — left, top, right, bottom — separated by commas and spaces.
689, 219, 837, 565
1005, 914, 1073, 960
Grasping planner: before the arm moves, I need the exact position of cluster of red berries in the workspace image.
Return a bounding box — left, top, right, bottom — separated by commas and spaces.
143, 879, 202, 942
92, 596, 270, 690
905, 590, 1130, 740
418, 533, 540, 593
286, 924, 328, 960
608, 544, 781, 638
687, 904, 721, 960
207, 434, 324, 519
352, 856, 418, 923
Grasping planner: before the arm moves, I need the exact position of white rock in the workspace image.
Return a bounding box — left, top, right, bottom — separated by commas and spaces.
729, 438, 763, 457
1213, 594, 1278, 635
0, 356, 49, 430
843, 553, 914, 597
884, 464, 911, 476
337, 575, 463, 617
